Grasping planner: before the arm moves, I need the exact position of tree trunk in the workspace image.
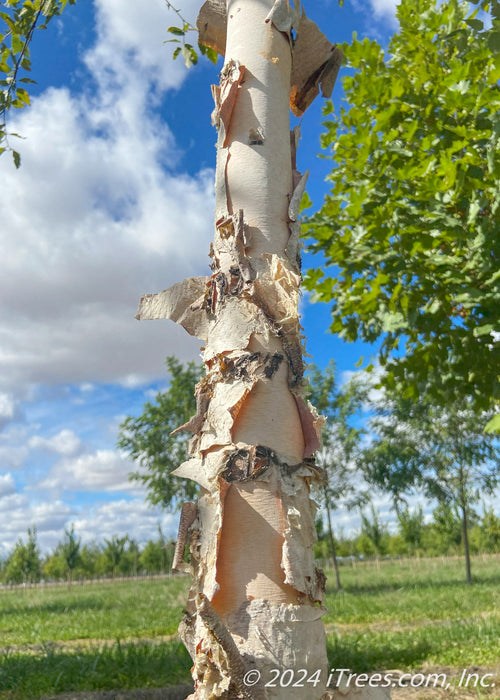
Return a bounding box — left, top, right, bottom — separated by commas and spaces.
137, 2, 389, 698
461, 500, 472, 585
324, 486, 342, 590
457, 459, 472, 585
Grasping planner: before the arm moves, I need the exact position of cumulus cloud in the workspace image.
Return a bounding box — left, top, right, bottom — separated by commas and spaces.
29, 429, 83, 456
0, 492, 76, 555
0, 393, 21, 430
0, 0, 213, 400
369, 0, 399, 21
0, 425, 31, 470
349, 0, 399, 29
73, 499, 178, 546
87, 0, 199, 93
0, 473, 15, 498
371, 0, 397, 12
0, 490, 177, 555
38, 448, 137, 494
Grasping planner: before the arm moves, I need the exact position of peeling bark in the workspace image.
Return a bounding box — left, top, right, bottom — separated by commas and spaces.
290, 10, 344, 117
138, 1, 386, 698
197, 0, 227, 56
172, 502, 198, 572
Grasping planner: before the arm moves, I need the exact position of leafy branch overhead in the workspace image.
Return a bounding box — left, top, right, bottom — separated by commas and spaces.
165, 1, 218, 69
0, 0, 78, 167
303, 0, 500, 418
0, 0, 219, 166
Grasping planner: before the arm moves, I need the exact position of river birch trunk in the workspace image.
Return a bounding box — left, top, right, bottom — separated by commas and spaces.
135, 2, 369, 698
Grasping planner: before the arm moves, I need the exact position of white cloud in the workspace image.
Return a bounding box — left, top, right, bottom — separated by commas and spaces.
79, 383, 95, 393
29, 429, 83, 456
73, 499, 178, 546
87, 0, 200, 93
0, 0, 213, 400
0, 492, 76, 555
0, 425, 31, 470
0, 493, 178, 555
0, 394, 15, 421
0, 473, 15, 498
369, 0, 398, 21
349, 0, 399, 29
0, 393, 21, 430
38, 449, 136, 494
371, 0, 397, 12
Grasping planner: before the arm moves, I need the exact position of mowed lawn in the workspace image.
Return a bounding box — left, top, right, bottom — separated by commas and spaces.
1, 556, 500, 699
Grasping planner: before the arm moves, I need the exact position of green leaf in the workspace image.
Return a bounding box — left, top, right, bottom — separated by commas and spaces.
15, 87, 30, 104
473, 324, 494, 337
484, 414, 500, 434
467, 164, 483, 180
12, 149, 20, 168
11, 33, 23, 54
488, 31, 500, 53
198, 42, 218, 64
465, 17, 484, 30
167, 26, 185, 36
381, 312, 407, 333
181, 43, 197, 68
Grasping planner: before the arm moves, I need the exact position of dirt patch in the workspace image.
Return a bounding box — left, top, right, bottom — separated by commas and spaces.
40, 685, 193, 700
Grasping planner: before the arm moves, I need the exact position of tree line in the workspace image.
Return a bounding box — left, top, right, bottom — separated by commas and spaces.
2, 355, 498, 589
3, 501, 500, 587
119, 356, 500, 589
0, 525, 175, 586
315, 503, 500, 563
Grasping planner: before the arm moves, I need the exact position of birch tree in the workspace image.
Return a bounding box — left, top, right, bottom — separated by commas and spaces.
2, 1, 389, 695
135, 1, 361, 698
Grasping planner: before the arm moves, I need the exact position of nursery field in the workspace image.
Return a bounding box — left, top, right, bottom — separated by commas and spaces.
1, 556, 500, 699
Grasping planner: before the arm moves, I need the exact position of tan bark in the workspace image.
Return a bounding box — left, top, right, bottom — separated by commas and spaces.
137, 2, 387, 698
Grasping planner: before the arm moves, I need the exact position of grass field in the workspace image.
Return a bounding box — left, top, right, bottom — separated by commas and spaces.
1, 556, 500, 699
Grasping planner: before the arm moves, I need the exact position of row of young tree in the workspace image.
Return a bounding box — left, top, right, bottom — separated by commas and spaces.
0, 525, 174, 586
3, 500, 500, 587
315, 503, 500, 563
118, 356, 500, 588
8, 355, 493, 588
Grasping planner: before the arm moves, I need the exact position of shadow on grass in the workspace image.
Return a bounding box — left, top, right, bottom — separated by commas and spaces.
0, 640, 192, 700
327, 634, 432, 673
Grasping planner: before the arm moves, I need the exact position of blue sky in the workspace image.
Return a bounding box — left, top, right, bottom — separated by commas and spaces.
0, 0, 403, 555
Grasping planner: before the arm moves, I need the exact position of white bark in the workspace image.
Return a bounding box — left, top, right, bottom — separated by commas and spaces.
138, 2, 387, 699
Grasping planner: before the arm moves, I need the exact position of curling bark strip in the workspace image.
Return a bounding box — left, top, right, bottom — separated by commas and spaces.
137, 1, 344, 697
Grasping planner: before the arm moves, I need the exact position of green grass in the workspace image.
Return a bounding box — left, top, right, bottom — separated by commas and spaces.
1, 557, 500, 698
324, 555, 500, 670
0, 577, 189, 646
0, 640, 191, 699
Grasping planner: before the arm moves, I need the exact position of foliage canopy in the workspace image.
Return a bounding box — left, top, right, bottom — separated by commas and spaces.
304, 0, 500, 419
